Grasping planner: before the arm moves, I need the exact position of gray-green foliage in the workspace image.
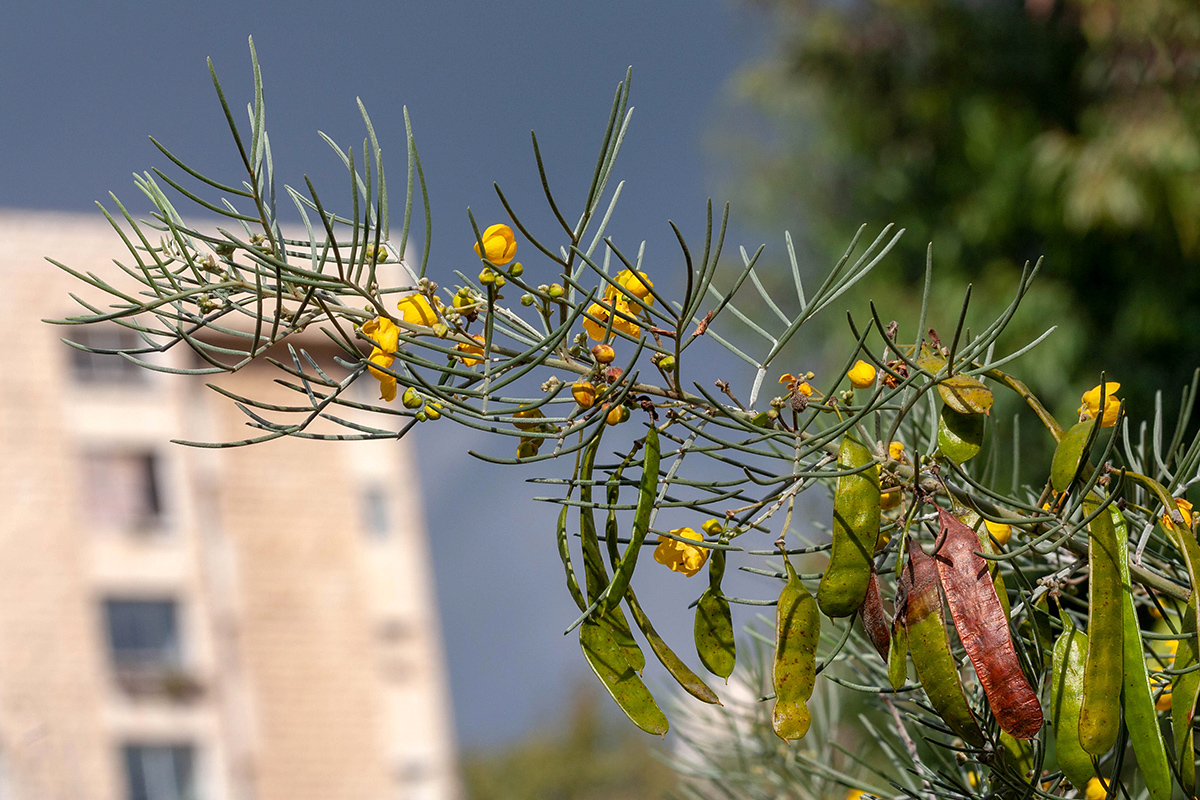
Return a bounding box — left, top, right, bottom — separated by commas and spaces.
48, 39, 1200, 800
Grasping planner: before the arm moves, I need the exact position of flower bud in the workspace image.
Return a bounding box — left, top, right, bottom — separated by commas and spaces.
848, 360, 877, 389
516, 438, 540, 459
493, 275, 507, 288
606, 405, 630, 426
401, 387, 423, 409
512, 408, 546, 431
592, 343, 615, 364
425, 403, 442, 420
509, 262, 524, 277
520, 294, 535, 306
658, 355, 676, 373
572, 381, 597, 409
547, 283, 565, 299
478, 268, 495, 285
701, 519, 723, 537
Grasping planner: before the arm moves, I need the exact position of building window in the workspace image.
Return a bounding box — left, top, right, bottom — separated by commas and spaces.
82, 451, 163, 530
122, 744, 196, 800
68, 326, 147, 385
105, 599, 181, 671
361, 486, 390, 538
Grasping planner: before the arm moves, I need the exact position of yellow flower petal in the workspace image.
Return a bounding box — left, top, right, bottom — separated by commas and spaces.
984, 519, 1012, 546
1080, 382, 1121, 428
614, 269, 654, 305
653, 527, 709, 576
1085, 777, 1108, 800
888, 441, 905, 461
583, 303, 610, 341
367, 347, 395, 382
610, 299, 641, 338
1163, 498, 1194, 531
362, 316, 401, 353
474, 223, 517, 266
848, 360, 876, 389
397, 294, 439, 327
456, 334, 486, 367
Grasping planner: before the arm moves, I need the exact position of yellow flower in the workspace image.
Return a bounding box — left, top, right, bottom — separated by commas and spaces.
1079, 382, 1121, 428
848, 360, 877, 389
396, 293, 440, 327
456, 334, 486, 366
888, 441, 906, 461
1163, 498, 1194, 531
361, 317, 401, 402
607, 269, 654, 307
653, 527, 709, 576
880, 488, 902, 510
846, 791, 865, 800
1156, 690, 1172, 711
1085, 777, 1109, 800
583, 299, 641, 341
362, 316, 401, 354
779, 373, 814, 396
474, 224, 517, 266
984, 519, 1012, 546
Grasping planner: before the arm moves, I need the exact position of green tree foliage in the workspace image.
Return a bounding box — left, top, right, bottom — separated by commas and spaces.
724, 0, 1200, 413
462, 687, 675, 800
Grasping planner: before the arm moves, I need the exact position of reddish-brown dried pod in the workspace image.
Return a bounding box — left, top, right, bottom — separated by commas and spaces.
933, 506, 1043, 739
860, 569, 891, 661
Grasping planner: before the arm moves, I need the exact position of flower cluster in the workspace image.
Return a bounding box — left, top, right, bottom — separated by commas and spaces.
583, 269, 654, 341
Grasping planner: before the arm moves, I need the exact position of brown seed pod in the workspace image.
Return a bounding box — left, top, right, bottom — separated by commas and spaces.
933, 506, 1043, 739
860, 569, 891, 661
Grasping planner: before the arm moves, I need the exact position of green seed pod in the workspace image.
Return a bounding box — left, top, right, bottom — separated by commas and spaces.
915, 351, 993, 415
901, 539, 985, 747
1112, 508, 1172, 800
772, 555, 820, 741
937, 405, 985, 464
603, 469, 720, 707
694, 550, 735, 679
817, 436, 881, 618
888, 616, 909, 691
937, 373, 994, 415
1051, 606, 1094, 790
601, 427, 660, 614
1172, 605, 1200, 797
1079, 498, 1122, 756
579, 439, 644, 673
1050, 419, 1098, 492
579, 618, 668, 736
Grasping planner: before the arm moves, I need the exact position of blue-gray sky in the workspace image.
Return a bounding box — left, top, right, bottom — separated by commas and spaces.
3, 1, 782, 748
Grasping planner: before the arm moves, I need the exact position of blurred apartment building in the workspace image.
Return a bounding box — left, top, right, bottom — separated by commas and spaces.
0, 210, 458, 800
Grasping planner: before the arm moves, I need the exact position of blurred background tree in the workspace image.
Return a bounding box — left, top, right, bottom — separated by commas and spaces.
718, 0, 1200, 424
461, 684, 675, 800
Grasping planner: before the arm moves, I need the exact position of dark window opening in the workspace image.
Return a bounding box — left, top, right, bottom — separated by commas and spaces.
82, 451, 163, 529
123, 744, 196, 800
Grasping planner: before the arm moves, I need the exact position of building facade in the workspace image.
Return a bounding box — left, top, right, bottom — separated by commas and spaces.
0, 210, 458, 800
